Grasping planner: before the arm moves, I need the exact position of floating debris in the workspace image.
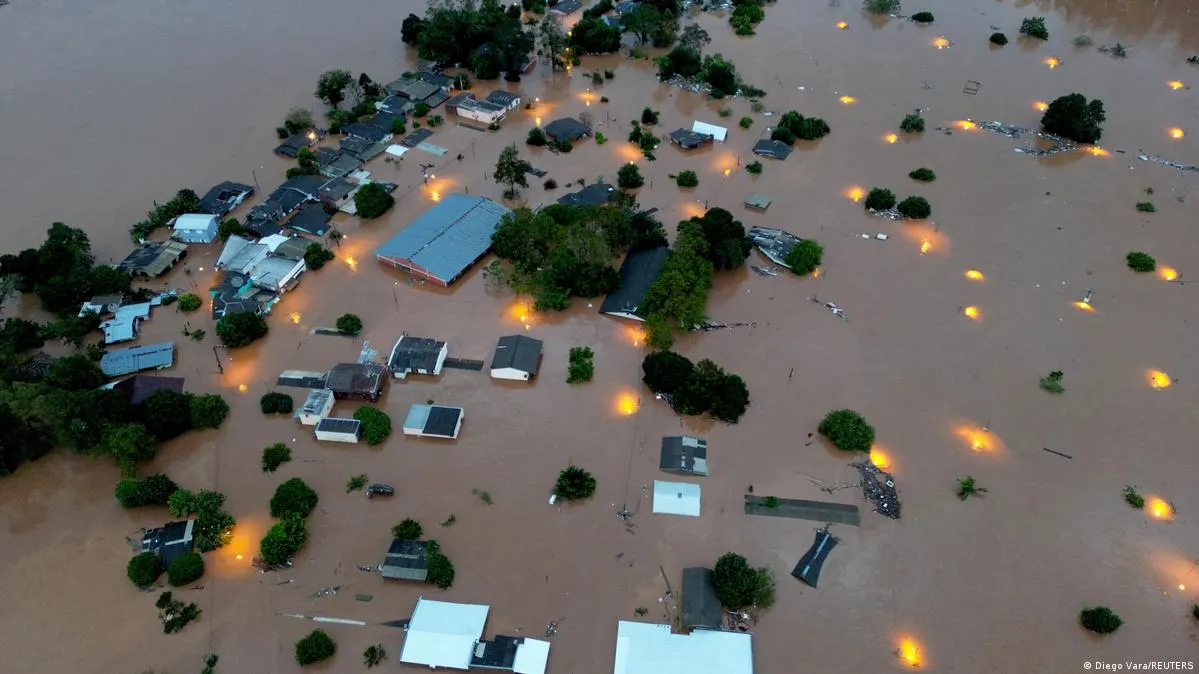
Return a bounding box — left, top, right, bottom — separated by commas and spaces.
357, 564, 381, 573
851, 461, 901, 519
751, 265, 780, 277
690, 321, 758, 332
311, 585, 344, 600
1137, 151, 1199, 173
809, 296, 848, 321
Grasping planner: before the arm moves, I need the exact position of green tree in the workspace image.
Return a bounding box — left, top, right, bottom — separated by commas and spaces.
216, 312, 269, 348
990, 32, 1008, 45
570, 17, 622, 54
45, 354, 105, 391
494, 144, 532, 199
168, 488, 195, 517
625, 4, 663, 43
783, 239, 823, 275
1041, 93, 1106, 144
401, 13, 426, 44
260, 513, 309, 566
177, 293, 202, 312
708, 371, 750, 423
555, 465, 597, 500
105, 423, 158, 475
194, 508, 236, 552
527, 127, 548, 146
1079, 607, 1123, 634
712, 552, 775, 609
218, 218, 243, 241
128, 551, 163, 588
354, 183, 396, 219
270, 478, 319, 519
353, 406, 392, 445
699, 53, 738, 96
909, 168, 936, 182
864, 188, 896, 211
284, 107, 315, 134
137, 389, 194, 441
262, 443, 292, 472
114, 474, 178, 508
675, 170, 699, 188
896, 196, 931, 219
167, 552, 205, 586
818, 409, 875, 452
392, 518, 423, 540
900, 113, 925, 133
304, 243, 335, 270
642, 350, 695, 394
690, 208, 752, 270
1020, 16, 1048, 40
1126, 251, 1156, 272
425, 540, 456, 589
336, 313, 363, 335
315, 70, 354, 109
189, 394, 230, 429
295, 629, 337, 666
260, 392, 294, 414
617, 164, 645, 189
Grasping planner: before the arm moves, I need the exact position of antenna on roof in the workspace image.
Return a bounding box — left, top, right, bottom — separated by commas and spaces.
358, 341, 379, 364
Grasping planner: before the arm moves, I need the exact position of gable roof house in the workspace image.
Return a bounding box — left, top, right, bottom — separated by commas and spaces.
681, 567, 723, 631
490, 335, 543, 381
543, 117, 592, 144
100, 342, 175, 377
117, 240, 189, 278
260, 234, 312, 262
660, 435, 709, 476
248, 255, 306, 293
751, 139, 793, 160
403, 403, 464, 439
313, 147, 363, 179
199, 181, 254, 217
378, 94, 415, 116
216, 235, 269, 274
669, 129, 715, 150
364, 111, 404, 134
141, 520, 195, 568
385, 77, 450, 108
690, 121, 728, 143
111, 374, 186, 405
342, 123, 392, 145
556, 183, 618, 207
388, 335, 449, 380
485, 90, 521, 112
274, 131, 316, 158
284, 203, 333, 239
613, 621, 752, 674
599, 246, 670, 321
325, 362, 387, 401
339, 135, 388, 162
317, 176, 359, 211
381, 539, 429, 581
209, 271, 279, 319
446, 94, 507, 125
172, 213, 219, 243
99, 301, 153, 345
747, 226, 803, 268
376, 195, 511, 287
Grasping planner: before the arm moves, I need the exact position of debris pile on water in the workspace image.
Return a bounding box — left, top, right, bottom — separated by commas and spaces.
1138, 151, 1199, 173
852, 461, 901, 519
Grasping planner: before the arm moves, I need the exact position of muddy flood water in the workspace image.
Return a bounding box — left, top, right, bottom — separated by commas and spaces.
3, 0, 1199, 671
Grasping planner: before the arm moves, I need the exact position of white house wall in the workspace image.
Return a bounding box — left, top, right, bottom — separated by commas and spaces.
315, 430, 360, 443
490, 367, 530, 381
458, 107, 506, 125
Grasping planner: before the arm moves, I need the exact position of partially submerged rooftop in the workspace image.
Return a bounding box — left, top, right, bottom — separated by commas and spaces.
403, 403, 464, 439
660, 436, 709, 476
199, 181, 254, 217
388, 335, 448, 378
613, 621, 752, 674
681, 567, 723, 631
375, 195, 510, 287
117, 240, 189, 277
141, 520, 195, 568
400, 598, 490, 670
556, 183, 618, 207
381, 539, 429, 581
599, 246, 670, 321
543, 117, 591, 143
112, 374, 185, 405
100, 342, 175, 377
325, 362, 387, 400
752, 139, 793, 160
747, 226, 803, 268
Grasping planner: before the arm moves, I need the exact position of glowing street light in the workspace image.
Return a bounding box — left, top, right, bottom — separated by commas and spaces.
1086, 146, 1111, 157
1169, 127, 1185, 139
931, 37, 951, 49
955, 120, 978, 131
836, 21, 848, 29
963, 305, 980, 320
1159, 266, 1179, 281
1168, 80, 1185, 90
838, 95, 856, 105
1033, 100, 1049, 112
846, 186, 865, 202
289, 312, 301, 324
868, 446, 890, 470
919, 240, 932, 254
1147, 497, 1174, 520
1044, 56, 1061, 69
964, 269, 984, 281
1149, 370, 1172, 390
897, 638, 923, 668
884, 133, 898, 144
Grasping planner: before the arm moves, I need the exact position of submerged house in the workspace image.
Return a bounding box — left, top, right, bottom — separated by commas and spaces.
381, 539, 429, 581
659, 436, 709, 477
274, 131, 317, 158
613, 621, 752, 674
543, 117, 592, 144
403, 403, 464, 439
446, 93, 508, 125
668, 129, 715, 150
141, 520, 195, 568
489, 335, 542, 381
100, 342, 175, 377
111, 375, 186, 405
210, 271, 279, 319
388, 335, 448, 380
747, 226, 803, 268
117, 240, 189, 278
751, 139, 793, 160
556, 183, 618, 207
199, 181, 254, 217
314, 417, 362, 443
485, 90, 521, 112
680, 567, 723, 631
296, 388, 335, 425
598, 246, 669, 321
791, 529, 839, 588
399, 597, 551, 674
325, 362, 387, 402
172, 213, 219, 243
215, 235, 305, 292
690, 121, 728, 143
375, 195, 510, 287
651, 480, 701, 517
285, 203, 333, 238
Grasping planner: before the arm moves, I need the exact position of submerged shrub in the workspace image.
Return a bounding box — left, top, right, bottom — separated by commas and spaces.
1135, 202, 1156, 213
1079, 607, 1123, 634
909, 168, 936, 182
911, 11, 934, 23
1126, 251, 1156, 272
864, 188, 896, 211
897, 196, 931, 219
990, 32, 1008, 46
900, 113, 925, 133
1020, 17, 1048, 40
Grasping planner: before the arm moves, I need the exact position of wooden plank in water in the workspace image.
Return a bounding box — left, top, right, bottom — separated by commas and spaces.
744, 495, 861, 526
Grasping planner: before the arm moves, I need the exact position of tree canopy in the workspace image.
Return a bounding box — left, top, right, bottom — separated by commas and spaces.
295, 628, 337, 666
216, 312, 269, 348
570, 17, 622, 54
189, 394, 230, 430
393, 518, 423, 540
260, 513, 309, 566
412, 0, 534, 80
818, 409, 875, 452
0, 222, 135, 315
336, 313, 364, 335
494, 144, 532, 199
353, 406, 392, 445
1041, 93, 1106, 144
167, 551, 205, 586
115, 474, 179, 508
770, 110, 831, 144
641, 351, 750, 422
783, 239, 823, 275
270, 478, 320, 519
555, 465, 597, 500
712, 552, 775, 609
128, 551, 163, 588
315, 70, 354, 109
354, 183, 395, 219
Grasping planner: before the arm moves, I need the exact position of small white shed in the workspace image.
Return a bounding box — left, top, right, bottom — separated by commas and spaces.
691, 121, 728, 143
315, 417, 361, 443
296, 389, 335, 425
652, 480, 702, 517
173, 213, 219, 243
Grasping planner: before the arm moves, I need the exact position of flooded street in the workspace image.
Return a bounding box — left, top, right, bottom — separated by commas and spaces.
3, 0, 1199, 671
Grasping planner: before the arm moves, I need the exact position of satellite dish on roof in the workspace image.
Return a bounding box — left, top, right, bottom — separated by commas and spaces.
230, 276, 245, 288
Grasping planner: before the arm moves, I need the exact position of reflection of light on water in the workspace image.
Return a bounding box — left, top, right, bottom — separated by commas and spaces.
345, 256, 357, 271
954, 425, 995, 453
723, 168, 731, 176
811, 267, 822, 279
1169, 127, 1185, 139
1086, 146, 1111, 157
431, 191, 441, 202
897, 638, 923, 668
955, 120, 978, 131
1159, 266, 1179, 281
1168, 80, 1185, 90
534, 117, 542, 127
964, 269, 984, 281
508, 301, 531, 324
1034, 100, 1049, 112
869, 446, 890, 470
836, 21, 848, 29
615, 391, 640, 416
846, 186, 864, 202
838, 95, 856, 104
919, 240, 932, 255
884, 133, 898, 144
1044, 56, 1060, 69
1147, 497, 1174, 520
963, 306, 980, 320
932, 37, 951, 49
1148, 370, 1172, 389
238, 384, 247, 393
289, 312, 301, 324
1073, 301, 1095, 313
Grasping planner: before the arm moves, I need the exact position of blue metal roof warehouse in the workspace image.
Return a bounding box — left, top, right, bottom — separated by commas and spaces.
375, 195, 511, 287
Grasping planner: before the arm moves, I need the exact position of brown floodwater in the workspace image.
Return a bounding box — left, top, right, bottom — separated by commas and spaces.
2, 0, 1199, 672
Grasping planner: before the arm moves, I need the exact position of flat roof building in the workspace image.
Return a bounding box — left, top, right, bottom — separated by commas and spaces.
376, 195, 510, 287
315, 417, 361, 443
388, 335, 449, 380
100, 342, 175, 377
613, 621, 752, 674
490, 335, 543, 381
599, 246, 670, 321
400, 598, 491, 670
652, 480, 701, 517
296, 388, 335, 425
381, 539, 428, 582
325, 363, 387, 401
403, 404, 464, 440
660, 436, 709, 476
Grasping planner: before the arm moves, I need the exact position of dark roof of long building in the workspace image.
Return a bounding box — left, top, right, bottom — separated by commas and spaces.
343, 123, 389, 143
382, 539, 429, 580
316, 417, 362, 435
117, 240, 189, 277
389, 336, 446, 373
286, 203, 332, 237
491, 335, 543, 374
375, 195, 511, 284
681, 567, 723, 630
325, 362, 386, 395
141, 520, 195, 568
485, 90, 519, 107
599, 246, 670, 318
115, 375, 186, 405
424, 406, 463, 438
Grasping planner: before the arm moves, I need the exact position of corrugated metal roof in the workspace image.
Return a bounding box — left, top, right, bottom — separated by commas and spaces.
100, 342, 175, 377
375, 195, 510, 284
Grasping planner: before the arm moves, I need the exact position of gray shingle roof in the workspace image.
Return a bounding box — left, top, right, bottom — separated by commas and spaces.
490, 335, 543, 375
543, 117, 591, 143
382, 539, 429, 581
599, 246, 670, 318
375, 195, 511, 285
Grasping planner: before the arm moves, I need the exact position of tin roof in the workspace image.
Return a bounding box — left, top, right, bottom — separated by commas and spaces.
100, 342, 175, 377
375, 195, 510, 284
